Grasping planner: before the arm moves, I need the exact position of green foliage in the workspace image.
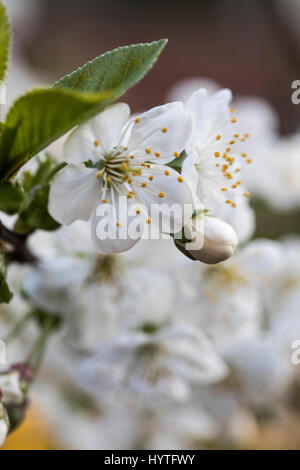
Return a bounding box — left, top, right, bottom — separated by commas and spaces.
0, 181, 24, 214
14, 156, 62, 234
54, 39, 167, 95
0, 40, 167, 180
0, 248, 12, 303
0, 1, 10, 83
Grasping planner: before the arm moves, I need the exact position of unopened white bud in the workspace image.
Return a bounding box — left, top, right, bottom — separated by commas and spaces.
0, 403, 9, 448
179, 215, 238, 264
0, 371, 24, 406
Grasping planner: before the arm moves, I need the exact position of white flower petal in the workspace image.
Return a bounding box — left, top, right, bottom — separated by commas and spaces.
64, 103, 130, 163
91, 186, 143, 254
128, 102, 192, 164
131, 165, 194, 233
48, 164, 100, 225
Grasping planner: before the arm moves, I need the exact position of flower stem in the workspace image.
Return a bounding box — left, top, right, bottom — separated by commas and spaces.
28, 316, 58, 374
4, 311, 35, 344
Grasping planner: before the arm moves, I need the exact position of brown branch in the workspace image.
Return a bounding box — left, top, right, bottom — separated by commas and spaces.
0, 222, 38, 265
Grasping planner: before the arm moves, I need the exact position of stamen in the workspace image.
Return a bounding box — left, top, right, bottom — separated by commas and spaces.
141, 182, 147, 188
135, 117, 141, 123
94, 140, 100, 147
221, 187, 228, 191
243, 191, 250, 197
177, 176, 184, 183
216, 134, 221, 140
116, 222, 122, 228
158, 192, 165, 198
149, 176, 154, 181
161, 127, 168, 133
231, 117, 237, 123
214, 152, 220, 158
174, 152, 180, 158
155, 152, 160, 157
145, 148, 152, 154
164, 170, 170, 176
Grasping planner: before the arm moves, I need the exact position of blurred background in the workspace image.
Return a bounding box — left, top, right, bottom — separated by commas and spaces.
2, 0, 300, 450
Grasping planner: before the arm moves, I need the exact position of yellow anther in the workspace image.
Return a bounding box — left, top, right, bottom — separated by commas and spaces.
240, 137, 246, 142
102, 198, 108, 203
116, 222, 122, 228
234, 133, 240, 138
94, 140, 100, 147
136, 208, 141, 215
214, 152, 220, 158
225, 173, 233, 179
158, 192, 165, 198
223, 164, 229, 170
135, 117, 141, 123
122, 162, 128, 169
246, 158, 252, 164
146, 164, 151, 169
107, 176, 112, 183
161, 127, 168, 133
155, 152, 160, 157
235, 168, 241, 173
147, 218, 152, 224
241, 152, 247, 157
216, 134, 221, 140
226, 199, 232, 204
230, 108, 235, 113
244, 133, 250, 138
145, 148, 152, 154
232, 184, 238, 189
174, 152, 180, 158
97, 171, 103, 178
127, 193, 133, 199
221, 187, 228, 191
128, 178, 132, 184
229, 140, 235, 145
164, 170, 170, 176
231, 117, 237, 123
226, 147, 231, 153
216, 163, 220, 167
243, 191, 250, 197
130, 155, 135, 159
141, 162, 146, 167
177, 176, 184, 183
149, 175, 154, 181
231, 202, 237, 207
141, 182, 147, 188
236, 180, 242, 185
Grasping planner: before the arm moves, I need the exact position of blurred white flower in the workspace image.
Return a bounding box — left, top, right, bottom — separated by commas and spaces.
77, 324, 228, 404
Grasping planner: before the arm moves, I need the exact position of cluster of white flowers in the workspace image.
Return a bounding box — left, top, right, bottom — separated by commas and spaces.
2, 78, 300, 450
48, 86, 251, 262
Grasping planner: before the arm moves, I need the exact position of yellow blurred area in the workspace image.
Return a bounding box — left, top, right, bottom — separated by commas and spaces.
1, 400, 57, 451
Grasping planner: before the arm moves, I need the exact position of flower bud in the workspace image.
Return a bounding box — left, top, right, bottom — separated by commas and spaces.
0, 370, 25, 406
175, 215, 238, 264
0, 402, 9, 448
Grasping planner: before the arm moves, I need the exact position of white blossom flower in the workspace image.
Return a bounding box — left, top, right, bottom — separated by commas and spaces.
179, 88, 253, 223
77, 324, 228, 404
49, 102, 194, 254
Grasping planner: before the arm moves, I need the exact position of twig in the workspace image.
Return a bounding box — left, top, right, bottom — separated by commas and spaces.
0, 221, 38, 264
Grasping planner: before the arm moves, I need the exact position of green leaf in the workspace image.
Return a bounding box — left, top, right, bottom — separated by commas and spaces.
0, 248, 12, 303
0, 1, 10, 83
0, 181, 24, 214
0, 87, 112, 180
15, 183, 60, 234
0, 40, 167, 180
54, 39, 167, 96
